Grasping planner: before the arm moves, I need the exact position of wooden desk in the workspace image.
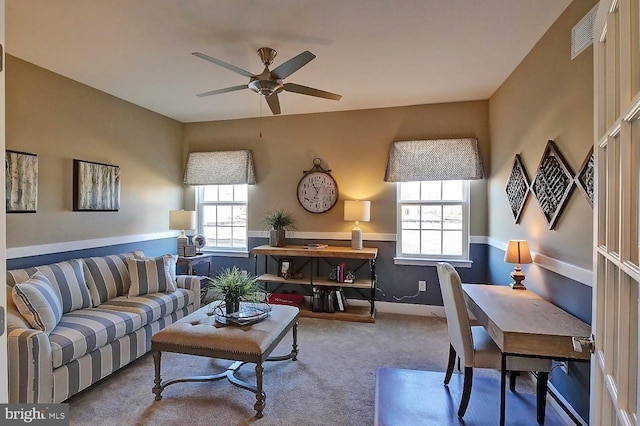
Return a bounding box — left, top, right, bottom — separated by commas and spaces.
177, 253, 213, 276
462, 284, 591, 425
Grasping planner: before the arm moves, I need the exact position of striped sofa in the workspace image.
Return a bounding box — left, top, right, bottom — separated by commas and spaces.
5, 251, 201, 403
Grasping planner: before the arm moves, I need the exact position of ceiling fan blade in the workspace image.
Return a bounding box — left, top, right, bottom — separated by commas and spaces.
270, 51, 316, 80
196, 85, 248, 97
284, 83, 342, 101
266, 93, 281, 115
192, 52, 255, 78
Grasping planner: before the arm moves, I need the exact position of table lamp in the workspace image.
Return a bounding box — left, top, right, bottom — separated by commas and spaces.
169, 210, 196, 256
344, 200, 371, 250
504, 240, 533, 290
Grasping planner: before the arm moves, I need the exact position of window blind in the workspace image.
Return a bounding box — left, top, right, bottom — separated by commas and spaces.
384, 138, 484, 182
183, 150, 256, 185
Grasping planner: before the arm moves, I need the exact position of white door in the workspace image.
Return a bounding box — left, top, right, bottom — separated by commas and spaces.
0, 0, 7, 404
592, 0, 640, 424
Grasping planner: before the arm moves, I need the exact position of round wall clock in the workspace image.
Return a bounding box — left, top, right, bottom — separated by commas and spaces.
297, 158, 338, 213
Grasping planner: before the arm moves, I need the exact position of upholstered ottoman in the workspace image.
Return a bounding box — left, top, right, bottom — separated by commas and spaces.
151, 303, 299, 418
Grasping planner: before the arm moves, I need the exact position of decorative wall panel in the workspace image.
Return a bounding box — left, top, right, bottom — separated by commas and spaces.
531, 140, 575, 229
505, 154, 530, 223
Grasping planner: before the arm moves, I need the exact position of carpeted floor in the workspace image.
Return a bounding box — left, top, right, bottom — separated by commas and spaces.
65, 312, 563, 426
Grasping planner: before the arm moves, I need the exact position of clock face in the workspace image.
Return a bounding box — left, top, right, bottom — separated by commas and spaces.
297, 171, 338, 213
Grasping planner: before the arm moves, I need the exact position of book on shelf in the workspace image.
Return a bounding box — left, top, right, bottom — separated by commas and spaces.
335, 288, 345, 311
303, 243, 328, 250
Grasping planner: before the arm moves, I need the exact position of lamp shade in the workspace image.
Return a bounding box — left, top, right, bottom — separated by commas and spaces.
504, 240, 533, 264
344, 201, 371, 222
169, 210, 196, 231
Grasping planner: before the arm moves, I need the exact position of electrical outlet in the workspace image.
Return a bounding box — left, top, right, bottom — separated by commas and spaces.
241, 269, 248, 278
419, 280, 427, 292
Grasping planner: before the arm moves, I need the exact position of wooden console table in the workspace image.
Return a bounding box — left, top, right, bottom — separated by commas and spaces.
251, 245, 378, 322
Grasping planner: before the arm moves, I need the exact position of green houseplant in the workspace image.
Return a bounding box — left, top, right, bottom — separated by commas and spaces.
204, 266, 262, 314
264, 209, 295, 247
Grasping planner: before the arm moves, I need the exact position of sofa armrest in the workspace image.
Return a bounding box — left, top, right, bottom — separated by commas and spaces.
8, 326, 53, 403
176, 275, 201, 310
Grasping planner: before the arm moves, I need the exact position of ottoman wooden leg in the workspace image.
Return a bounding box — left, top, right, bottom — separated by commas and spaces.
292, 321, 299, 360
254, 363, 265, 418
153, 351, 163, 401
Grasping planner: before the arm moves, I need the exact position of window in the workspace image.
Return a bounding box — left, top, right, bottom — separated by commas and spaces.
397, 180, 469, 260
197, 184, 248, 251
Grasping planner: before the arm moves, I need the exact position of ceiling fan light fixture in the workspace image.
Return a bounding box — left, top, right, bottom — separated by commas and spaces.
248, 79, 284, 97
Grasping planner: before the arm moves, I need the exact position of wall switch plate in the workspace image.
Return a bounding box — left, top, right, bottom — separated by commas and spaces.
419, 281, 427, 292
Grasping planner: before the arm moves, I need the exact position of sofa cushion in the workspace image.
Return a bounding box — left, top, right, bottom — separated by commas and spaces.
83, 254, 134, 307
127, 256, 176, 297
49, 307, 143, 368
35, 259, 92, 314
12, 272, 63, 333
100, 288, 192, 325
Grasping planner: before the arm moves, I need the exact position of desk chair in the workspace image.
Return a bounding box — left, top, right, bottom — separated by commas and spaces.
436, 262, 552, 423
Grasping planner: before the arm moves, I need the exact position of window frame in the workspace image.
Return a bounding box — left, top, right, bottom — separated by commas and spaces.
395, 180, 472, 267
195, 184, 249, 254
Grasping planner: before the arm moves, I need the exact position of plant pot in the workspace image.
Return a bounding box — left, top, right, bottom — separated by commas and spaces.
225, 297, 240, 315
269, 229, 286, 247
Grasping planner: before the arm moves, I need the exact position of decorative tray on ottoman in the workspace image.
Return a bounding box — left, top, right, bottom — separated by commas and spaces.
213, 302, 271, 326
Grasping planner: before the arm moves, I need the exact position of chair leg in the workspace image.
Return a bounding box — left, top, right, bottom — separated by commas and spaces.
536, 371, 549, 424
458, 367, 473, 418
444, 344, 456, 385
509, 371, 519, 392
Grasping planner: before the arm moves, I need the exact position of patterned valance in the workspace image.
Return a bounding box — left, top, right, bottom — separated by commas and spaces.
183, 150, 256, 185
384, 138, 484, 182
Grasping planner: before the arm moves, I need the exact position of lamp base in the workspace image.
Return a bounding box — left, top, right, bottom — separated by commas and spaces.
351, 229, 363, 250
509, 271, 526, 290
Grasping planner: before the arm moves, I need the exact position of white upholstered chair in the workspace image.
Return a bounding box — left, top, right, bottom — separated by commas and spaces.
436, 262, 552, 423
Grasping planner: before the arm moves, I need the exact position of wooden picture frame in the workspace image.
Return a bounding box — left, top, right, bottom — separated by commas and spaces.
6, 150, 38, 213
73, 159, 121, 211
278, 258, 294, 278
505, 154, 530, 223
531, 140, 575, 229
575, 147, 594, 207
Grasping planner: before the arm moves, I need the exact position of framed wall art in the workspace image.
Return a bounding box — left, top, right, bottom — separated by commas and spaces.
73, 159, 121, 211
575, 147, 594, 207
531, 140, 575, 229
6, 150, 38, 213
505, 154, 530, 223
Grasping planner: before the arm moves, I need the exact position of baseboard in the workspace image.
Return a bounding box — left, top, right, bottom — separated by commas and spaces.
347, 300, 446, 318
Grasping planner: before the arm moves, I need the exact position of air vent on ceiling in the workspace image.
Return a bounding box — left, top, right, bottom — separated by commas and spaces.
572, 4, 598, 59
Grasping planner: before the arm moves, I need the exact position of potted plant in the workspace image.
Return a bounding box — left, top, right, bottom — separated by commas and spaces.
264, 209, 295, 247
204, 266, 262, 314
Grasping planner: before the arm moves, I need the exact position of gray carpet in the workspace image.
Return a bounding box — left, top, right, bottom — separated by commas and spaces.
65, 313, 562, 425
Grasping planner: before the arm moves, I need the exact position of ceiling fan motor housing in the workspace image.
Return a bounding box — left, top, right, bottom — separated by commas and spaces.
248, 77, 284, 97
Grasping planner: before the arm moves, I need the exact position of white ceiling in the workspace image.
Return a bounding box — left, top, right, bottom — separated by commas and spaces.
6, 0, 572, 123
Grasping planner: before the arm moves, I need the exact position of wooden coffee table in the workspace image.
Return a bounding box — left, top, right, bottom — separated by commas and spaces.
151, 303, 299, 418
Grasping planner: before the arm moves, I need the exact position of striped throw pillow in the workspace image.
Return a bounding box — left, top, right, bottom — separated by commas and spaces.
35, 259, 92, 313
83, 254, 133, 307
127, 256, 176, 297
12, 272, 64, 333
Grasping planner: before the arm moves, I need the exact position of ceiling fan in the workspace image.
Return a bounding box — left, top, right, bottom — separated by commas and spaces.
192, 47, 342, 115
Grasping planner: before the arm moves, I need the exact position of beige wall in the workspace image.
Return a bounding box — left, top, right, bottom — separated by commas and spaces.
6, 55, 184, 248
488, 0, 596, 270
184, 101, 490, 236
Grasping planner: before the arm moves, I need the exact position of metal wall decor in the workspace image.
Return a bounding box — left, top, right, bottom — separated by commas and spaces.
575, 147, 594, 207
73, 159, 121, 211
505, 154, 530, 223
531, 140, 575, 229
6, 150, 38, 213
